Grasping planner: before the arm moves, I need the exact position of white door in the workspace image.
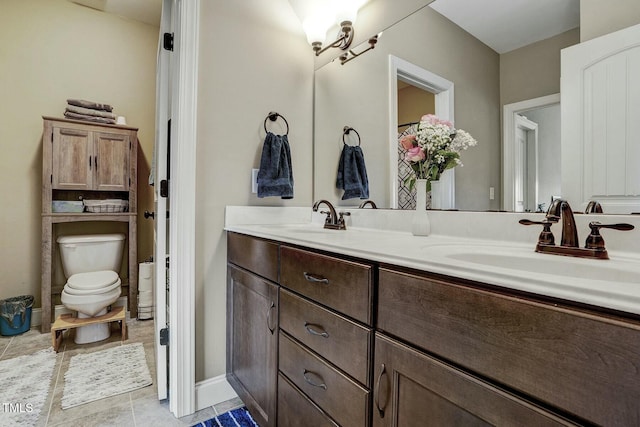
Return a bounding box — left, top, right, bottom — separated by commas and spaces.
514, 115, 538, 212
561, 23, 640, 213
153, 0, 173, 401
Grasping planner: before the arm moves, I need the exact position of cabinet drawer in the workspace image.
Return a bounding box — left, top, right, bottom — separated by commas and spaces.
280, 246, 372, 324
227, 232, 279, 283
279, 332, 370, 427
280, 288, 371, 386
378, 268, 640, 426
278, 373, 339, 427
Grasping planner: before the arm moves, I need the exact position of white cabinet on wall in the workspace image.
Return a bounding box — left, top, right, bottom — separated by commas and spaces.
561, 22, 640, 213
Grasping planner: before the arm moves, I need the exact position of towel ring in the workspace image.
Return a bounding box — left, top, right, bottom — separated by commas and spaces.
264, 111, 289, 136
343, 126, 361, 146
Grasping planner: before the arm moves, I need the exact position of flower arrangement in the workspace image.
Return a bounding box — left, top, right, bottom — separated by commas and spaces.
399, 114, 478, 191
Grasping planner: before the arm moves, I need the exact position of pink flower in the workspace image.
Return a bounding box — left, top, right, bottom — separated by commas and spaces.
399, 134, 417, 150
405, 146, 425, 162
421, 114, 453, 129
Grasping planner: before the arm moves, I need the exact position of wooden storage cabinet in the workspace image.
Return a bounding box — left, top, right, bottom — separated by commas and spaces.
52, 126, 131, 191
226, 233, 280, 427
41, 117, 138, 332
372, 333, 573, 427
377, 267, 640, 426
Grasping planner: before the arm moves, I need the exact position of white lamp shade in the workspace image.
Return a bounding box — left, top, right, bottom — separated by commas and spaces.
334, 0, 366, 23
303, 8, 334, 45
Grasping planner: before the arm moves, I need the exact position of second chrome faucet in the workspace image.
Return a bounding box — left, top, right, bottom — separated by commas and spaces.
312, 200, 350, 230
520, 199, 634, 259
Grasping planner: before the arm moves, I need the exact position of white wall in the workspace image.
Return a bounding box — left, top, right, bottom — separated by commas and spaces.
195, 0, 313, 381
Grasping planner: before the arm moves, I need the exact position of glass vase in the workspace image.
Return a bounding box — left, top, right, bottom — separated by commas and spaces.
411, 179, 431, 236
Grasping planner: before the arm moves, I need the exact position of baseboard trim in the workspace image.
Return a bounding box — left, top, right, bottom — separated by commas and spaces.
195, 374, 238, 411
31, 297, 128, 328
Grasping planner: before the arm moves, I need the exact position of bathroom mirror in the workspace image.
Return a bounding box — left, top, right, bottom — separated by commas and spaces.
314, 3, 501, 210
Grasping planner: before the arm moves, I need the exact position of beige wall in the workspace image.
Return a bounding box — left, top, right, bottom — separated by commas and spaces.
500, 28, 580, 106
195, 0, 313, 381
581, 0, 640, 41
0, 0, 158, 307
398, 85, 435, 129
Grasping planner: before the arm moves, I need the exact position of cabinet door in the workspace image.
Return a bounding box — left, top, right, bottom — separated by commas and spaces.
52, 126, 92, 190
227, 265, 278, 427
372, 333, 573, 427
93, 132, 130, 191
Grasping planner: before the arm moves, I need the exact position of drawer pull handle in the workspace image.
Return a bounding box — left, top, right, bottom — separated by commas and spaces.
266, 301, 276, 334
304, 322, 329, 338
303, 272, 329, 285
303, 369, 327, 390
375, 363, 387, 418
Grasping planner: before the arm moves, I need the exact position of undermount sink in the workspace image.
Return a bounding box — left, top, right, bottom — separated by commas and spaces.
443, 248, 638, 283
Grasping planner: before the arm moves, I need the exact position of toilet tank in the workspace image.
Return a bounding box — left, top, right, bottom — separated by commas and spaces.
57, 233, 126, 278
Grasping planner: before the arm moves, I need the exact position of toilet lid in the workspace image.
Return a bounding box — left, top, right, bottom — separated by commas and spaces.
66, 270, 120, 290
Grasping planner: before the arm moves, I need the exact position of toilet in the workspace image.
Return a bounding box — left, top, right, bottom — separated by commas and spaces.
57, 233, 125, 344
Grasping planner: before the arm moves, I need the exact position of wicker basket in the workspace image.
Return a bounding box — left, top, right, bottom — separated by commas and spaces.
83, 199, 129, 213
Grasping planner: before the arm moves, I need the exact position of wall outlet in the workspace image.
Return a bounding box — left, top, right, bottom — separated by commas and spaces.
251, 169, 259, 193
489, 187, 495, 200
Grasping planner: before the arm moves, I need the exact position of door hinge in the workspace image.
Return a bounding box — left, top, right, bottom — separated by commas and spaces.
163, 32, 174, 51
160, 179, 169, 198
160, 327, 169, 346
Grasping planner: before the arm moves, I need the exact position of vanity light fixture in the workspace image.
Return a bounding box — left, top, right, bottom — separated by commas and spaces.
302, 1, 364, 56
340, 33, 379, 65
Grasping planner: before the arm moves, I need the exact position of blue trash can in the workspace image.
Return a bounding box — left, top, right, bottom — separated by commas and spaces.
0, 295, 34, 336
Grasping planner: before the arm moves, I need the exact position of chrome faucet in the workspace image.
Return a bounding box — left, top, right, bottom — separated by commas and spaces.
519, 198, 634, 259
546, 198, 579, 247
358, 200, 377, 209
312, 200, 349, 230
585, 200, 603, 214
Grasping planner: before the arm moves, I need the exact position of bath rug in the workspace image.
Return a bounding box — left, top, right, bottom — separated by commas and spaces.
0, 347, 57, 427
62, 342, 152, 409
192, 407, 258, 427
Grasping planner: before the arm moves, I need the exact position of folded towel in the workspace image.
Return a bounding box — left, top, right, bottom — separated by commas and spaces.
257, 132, 294, 199
67, 99, 113, 112
64, 111, 116, 124
66, 104, 116, 119
336, 145, 369, 200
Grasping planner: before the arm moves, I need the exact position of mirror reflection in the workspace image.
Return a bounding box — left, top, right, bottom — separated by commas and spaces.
313, 1, 640, 213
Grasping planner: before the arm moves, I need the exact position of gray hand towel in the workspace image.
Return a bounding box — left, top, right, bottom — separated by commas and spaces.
257, 132, 294, 199
336, 145, 369, 200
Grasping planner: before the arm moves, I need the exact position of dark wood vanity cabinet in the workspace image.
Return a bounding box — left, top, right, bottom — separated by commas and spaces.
278, 246, 374, 426
227, 232, 640, 426
227, 234, 279, 427
372, 333, 573, 427
377, 267, 640, 426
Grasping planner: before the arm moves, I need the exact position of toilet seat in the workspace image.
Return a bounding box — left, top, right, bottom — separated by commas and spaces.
66, 270, 120, 291
63, 280, 121, 296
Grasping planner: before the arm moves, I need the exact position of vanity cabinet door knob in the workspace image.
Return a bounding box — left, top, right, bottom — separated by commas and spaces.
303, 272, 330, 285
304, 322, 329, 338
303, 369, 327, 390
375, 363, 388, 418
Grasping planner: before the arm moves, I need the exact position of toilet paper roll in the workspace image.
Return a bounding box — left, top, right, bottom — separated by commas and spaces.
138, 290, 153, 306
138, 262, 154, 291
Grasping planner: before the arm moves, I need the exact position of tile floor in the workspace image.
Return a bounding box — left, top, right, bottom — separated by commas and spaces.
0, 316, 243, 427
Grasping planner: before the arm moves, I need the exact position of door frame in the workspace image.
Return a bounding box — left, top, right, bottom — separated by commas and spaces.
165, 0, 199, 418
503, 93, 560, 211
388, 55, 455, 208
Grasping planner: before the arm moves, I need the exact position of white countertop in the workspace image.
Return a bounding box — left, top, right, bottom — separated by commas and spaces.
225, 206, 640, 316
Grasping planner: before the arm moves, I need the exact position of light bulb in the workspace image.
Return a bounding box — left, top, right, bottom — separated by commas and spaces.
302, 7, 334, 45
